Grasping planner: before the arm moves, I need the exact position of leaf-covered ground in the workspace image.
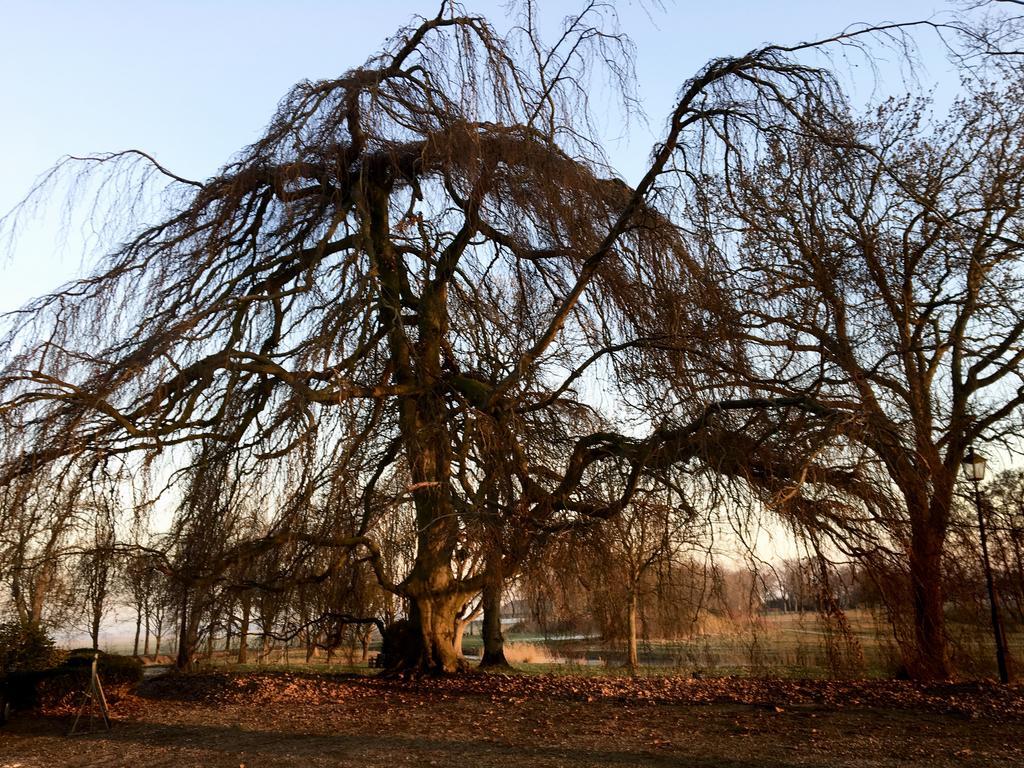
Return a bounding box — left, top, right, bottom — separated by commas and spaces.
2, 671, 1022, 767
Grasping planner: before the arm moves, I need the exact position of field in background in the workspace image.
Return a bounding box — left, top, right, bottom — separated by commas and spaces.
171, 609, 1024, 680
468, 610, 1024, 678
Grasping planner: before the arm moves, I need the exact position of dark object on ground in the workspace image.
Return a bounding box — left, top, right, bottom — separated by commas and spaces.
378, 620, 418, 670
4, 651, 142, 711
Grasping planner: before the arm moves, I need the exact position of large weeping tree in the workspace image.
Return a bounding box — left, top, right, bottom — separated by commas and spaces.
1, 2, 1012, 674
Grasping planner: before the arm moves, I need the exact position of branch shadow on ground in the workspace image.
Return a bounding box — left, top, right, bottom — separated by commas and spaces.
16, 715, 803, 768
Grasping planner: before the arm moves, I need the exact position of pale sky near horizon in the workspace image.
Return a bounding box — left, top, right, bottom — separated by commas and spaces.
1, 0, 964, 313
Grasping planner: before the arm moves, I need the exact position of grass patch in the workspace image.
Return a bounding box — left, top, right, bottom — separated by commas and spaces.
182, 609, 1024, 680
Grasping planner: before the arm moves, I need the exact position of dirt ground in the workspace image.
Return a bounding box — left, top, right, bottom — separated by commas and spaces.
1, 672, 1022, 767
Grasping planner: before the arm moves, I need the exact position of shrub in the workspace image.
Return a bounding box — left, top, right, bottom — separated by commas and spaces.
0, 621, 61, 674
4, 668, 72, 710
2, 648, 142, 711
63, 649, 144, 684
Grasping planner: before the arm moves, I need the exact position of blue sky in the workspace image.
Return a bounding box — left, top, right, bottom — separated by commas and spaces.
1, 1, 960, 312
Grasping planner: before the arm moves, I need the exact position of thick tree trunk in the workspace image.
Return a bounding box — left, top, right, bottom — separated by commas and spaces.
480, 552, 509, 668
90, 608, 101, 651
390, 440, 466, 673
408, 592, 467, 673
453, 617, 469, 659
381, 561, 468, 673
626, 587, 639, 672
175, 595, 192, 671
368, 180, 469, 675
908, 526, 952, 679
889, 467, 953, 681
390, 436, 468, 674
360, 630, 371, 663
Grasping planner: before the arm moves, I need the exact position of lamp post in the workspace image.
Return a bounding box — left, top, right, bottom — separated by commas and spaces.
961, 448, 1010, 683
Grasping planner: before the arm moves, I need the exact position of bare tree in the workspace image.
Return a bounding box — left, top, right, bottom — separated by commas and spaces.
987, 468, 1024, 623
581, 488, 695, 671
77, 497, 117, 650
123, 547, 158, 657
0, 462, 85, 628
1, 3, 1018, 675
694, 79, 1024, 678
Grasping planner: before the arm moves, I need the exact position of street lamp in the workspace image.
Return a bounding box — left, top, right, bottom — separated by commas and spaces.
962, 448, 987, 481
961, 447, 1010, 683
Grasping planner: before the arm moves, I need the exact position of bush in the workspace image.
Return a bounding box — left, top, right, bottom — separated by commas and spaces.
62, 649, 144, 684
0, 621, 61, 674
4, 668, 73, 710
2, 648, 142, 712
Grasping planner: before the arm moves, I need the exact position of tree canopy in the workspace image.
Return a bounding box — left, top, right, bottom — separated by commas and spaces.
1, 1, 1023, 677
